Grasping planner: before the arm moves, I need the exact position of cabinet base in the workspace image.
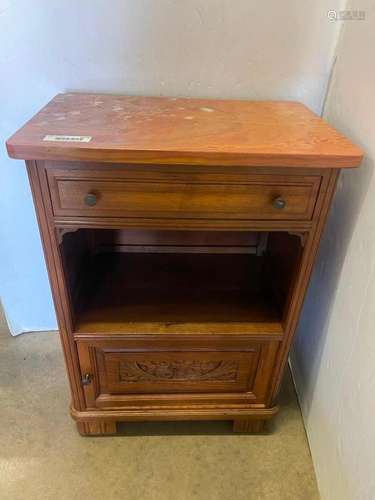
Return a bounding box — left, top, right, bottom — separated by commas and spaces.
71, 405, 278, 436
232, 419, 264, 433
77, 421, 117, 436
76, 419, 265, 436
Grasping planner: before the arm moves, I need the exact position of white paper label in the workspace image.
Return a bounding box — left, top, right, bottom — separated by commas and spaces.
43, 135, 92, 143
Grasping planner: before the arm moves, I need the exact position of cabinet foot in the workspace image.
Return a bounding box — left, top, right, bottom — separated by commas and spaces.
76, 421, 117, 436
233, 419, 264, 433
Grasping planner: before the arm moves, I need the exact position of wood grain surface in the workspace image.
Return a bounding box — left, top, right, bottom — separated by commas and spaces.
7, 93, 363, 167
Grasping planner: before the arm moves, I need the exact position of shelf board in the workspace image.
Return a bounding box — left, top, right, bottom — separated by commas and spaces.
74, 289, 282, 336
72, 252, 283, 336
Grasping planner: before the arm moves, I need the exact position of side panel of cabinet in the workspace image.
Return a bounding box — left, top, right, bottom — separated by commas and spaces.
26, 161, 87, 411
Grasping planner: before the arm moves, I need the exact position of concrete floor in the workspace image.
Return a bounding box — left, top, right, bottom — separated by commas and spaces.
0, 307, 319, 500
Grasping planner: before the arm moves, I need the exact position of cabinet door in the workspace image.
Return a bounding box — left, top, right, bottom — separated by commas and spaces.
77, 337, 279, 410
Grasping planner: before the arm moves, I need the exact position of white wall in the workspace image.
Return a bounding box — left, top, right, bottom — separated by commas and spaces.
291, 2, 375, 499
0, 0, 343, 333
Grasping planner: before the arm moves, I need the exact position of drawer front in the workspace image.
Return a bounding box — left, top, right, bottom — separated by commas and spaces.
77, 338, 279, 409
47, 166, 321, 221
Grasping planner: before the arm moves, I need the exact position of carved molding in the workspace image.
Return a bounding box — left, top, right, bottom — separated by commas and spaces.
56, 227, 80, 245
288, 231, 308, 247
119, 360, 239, 382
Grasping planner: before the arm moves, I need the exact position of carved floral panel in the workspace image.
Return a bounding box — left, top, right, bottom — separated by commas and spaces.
119, 359, 239, 382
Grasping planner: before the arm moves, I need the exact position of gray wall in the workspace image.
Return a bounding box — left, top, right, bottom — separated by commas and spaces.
291, 1, 375, 498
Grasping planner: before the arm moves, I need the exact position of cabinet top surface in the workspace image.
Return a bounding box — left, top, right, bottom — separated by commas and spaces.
6, 93, 362, 168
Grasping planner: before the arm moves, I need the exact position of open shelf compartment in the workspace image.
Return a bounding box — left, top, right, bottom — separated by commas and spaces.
59, 229, 303, 335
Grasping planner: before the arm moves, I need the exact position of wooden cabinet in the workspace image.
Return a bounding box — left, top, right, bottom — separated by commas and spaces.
6, 94, 362, 435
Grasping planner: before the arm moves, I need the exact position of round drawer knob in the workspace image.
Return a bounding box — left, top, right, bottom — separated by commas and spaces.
84, 193, 97, 207
272, 197, 286, 210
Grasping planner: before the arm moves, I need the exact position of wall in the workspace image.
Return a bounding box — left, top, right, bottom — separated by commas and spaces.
290, 1, 375, 499
0, 0, 342, 333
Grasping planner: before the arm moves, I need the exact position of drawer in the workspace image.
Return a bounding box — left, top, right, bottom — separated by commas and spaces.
77, 337, 279, 409
46, 165, 321, 221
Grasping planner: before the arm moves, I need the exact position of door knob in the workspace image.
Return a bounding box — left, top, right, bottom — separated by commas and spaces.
82, 373, 92, 385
